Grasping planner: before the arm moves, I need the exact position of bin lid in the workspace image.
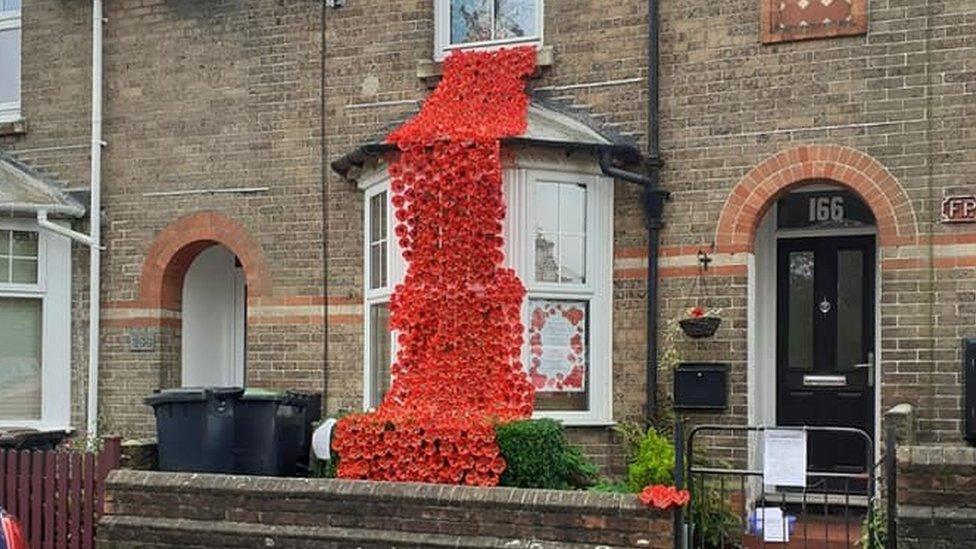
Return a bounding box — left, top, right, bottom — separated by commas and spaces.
239, 388, 289, 402
144, 387, 244, 406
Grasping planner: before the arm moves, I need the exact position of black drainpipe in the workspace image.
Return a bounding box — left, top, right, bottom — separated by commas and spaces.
597, 0, 666, 428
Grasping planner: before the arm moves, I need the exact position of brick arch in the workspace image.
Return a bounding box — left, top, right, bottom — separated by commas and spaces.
139, 212, 272, 310
715, 145, 918, 253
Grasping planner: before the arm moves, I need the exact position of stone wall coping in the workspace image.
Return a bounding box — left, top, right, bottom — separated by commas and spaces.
897, 505, 976, 521
896, 445, 976, 467
106, 470, 656, 515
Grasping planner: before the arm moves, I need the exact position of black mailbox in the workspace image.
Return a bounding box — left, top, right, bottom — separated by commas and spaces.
965, 339, 976, 445
673, 363, 729, 411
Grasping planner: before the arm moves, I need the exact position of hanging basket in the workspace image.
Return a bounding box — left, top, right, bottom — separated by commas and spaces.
679, 316, 721, 339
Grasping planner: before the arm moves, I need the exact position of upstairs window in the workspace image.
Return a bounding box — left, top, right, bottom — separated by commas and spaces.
435, 0, 543, 60
0, 0, 21, 122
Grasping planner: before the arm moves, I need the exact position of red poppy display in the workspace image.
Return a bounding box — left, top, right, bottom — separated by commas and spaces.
333, 47, 538, 486
638, 484, 692, 510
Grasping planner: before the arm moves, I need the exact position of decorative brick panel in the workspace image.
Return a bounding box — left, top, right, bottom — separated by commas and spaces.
762, 0, 868, 44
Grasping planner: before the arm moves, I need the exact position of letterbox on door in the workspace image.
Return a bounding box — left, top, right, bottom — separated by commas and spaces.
965, 339, 976, 445
673, 363, 729, 411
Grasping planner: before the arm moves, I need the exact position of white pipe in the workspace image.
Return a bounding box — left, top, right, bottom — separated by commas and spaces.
87, 0, 103, 442
36, 210, 101, 248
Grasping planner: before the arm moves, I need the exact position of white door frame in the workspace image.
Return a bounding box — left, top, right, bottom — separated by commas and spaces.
746, 202, 883, 471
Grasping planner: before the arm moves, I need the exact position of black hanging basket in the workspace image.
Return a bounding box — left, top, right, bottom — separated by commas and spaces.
679, 316, 721, 339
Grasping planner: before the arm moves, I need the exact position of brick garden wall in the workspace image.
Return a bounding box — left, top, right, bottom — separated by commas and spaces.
98, 471, 674, 549
896, 445, 976, 548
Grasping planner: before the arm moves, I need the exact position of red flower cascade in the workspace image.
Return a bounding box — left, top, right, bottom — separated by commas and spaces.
332, 47, 538, 486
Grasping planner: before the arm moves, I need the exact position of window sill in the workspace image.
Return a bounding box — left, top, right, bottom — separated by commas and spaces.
533, 410, 615, 427
417, 46, 554, 87
0, 117, 27, 136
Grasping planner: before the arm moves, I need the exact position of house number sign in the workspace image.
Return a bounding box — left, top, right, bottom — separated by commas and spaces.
942, 195, 976, 224
777, 190, 875, 230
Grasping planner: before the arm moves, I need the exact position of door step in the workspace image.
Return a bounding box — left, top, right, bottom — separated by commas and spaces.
741, 515, 863, 548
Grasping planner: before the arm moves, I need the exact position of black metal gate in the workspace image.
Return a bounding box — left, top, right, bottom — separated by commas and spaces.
674, 423, 895, 549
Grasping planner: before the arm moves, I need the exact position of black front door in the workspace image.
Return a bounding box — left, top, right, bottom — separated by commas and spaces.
777, 236, 876, 479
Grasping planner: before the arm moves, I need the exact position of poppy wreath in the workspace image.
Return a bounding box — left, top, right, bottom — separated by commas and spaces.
638, 484, 691, 511
332, 47, 538, 486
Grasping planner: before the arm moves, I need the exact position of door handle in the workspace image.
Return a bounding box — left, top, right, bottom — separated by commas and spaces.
853, 352, 875, 388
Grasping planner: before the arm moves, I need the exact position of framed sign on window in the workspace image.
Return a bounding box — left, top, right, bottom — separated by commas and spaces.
527, 299, 587, 393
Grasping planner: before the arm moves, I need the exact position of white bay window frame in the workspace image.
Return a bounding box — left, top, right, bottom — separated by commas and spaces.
0, 218, 72, 429
434, 0, 544, 61
0, 0, 21, 123
361, 172, 405, 410
504, 156, 614, 426
359, 152, 613, 426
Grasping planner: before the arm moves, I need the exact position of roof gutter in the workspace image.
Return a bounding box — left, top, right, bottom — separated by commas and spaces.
37, 210, 101, 248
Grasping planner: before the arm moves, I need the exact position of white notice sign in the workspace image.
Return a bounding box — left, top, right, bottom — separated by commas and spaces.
757, 507, 789, 543
763, 429, 807, 488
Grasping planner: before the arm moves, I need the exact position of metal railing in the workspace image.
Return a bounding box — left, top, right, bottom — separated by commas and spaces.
674, 423, 893, 549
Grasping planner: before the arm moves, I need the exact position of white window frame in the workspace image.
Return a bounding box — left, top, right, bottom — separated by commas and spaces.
0, 218, 72, 429
358, 153, 613, 426
361, 171, 405, 410
504, 158, 614, 426
0, 1, 22, 123
434, 0, 544, 61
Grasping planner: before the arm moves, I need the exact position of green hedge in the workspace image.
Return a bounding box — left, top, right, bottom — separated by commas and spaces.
494, 418, 597, 490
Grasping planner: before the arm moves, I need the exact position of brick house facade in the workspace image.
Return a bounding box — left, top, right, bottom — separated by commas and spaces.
0, 0, 973, 476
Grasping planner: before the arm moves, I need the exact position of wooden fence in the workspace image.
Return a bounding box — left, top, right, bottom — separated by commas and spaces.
0, 438, 122, 549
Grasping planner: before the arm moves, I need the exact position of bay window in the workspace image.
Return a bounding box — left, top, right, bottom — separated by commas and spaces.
0, 0, 21, 122
435, 0, 543, 60
0, 220, 71, 428
360, 158, 613, 425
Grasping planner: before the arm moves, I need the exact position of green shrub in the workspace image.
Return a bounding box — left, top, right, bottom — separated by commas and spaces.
616, 423, 675, 492
689, 483, 742, 548
495, 419, 598, 490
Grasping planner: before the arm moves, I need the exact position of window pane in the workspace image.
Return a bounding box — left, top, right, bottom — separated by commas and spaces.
368, 192, 387, 290
0, 27, 20, 105
11, 258, 36, 284
0, 297, 42, 420
0, 257, 8, 282
451, 0, 491, 44
527, 299, 588, 411
788, 251, 814, 371
837, 250, 864, 370
559, 184, 586, 234
0, 230, 8, 252
3, 0, 22, 12
369, 304, 392, 408
535, 182, 559, 233
11, 230, 37, 256
495, 0, 539, 39
534, 232, 559, 283
369, 243, 387, 289
559, 235, 585, 284
534, 181, 588, 284
369, 193, 386, 244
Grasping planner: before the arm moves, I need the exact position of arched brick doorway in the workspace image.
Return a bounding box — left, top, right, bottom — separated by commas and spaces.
715, 144, 918, 254
137, 212, 272, 387
716, 145, 918, 475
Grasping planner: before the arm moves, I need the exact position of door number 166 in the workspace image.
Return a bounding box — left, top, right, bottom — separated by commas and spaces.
809, 196, 845, 222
